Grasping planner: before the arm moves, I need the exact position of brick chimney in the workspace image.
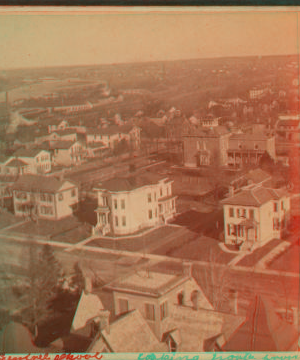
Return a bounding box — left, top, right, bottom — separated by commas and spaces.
182, 261, 192, 278
227, 289, 238, 315
228, 186, 234, 197
98, 310, 110, 334
84, 276, 93, 294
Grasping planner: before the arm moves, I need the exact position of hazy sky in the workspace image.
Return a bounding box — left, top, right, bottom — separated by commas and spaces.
0, 8, 299, 70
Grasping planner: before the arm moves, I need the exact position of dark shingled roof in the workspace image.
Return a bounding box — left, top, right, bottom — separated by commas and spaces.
5, 158, 29, 167
11, 174, 76, 193
221, 185, 288, 207
96, 172, 168, 192
38, 140, 76, 150
13, 148, 47, 158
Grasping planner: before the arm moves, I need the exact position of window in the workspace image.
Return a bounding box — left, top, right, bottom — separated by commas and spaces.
122, 216, 126, 226
249, 209, 254, 220
160, 188, 163, 197
155, 209, 158, 218
242, 209, 247, 218
71, 189, 76, 197
237, 209, 241, 218
40, 193, 46, 202
227, 224, 231, 236
229, 208, 234, 217
58, 193, 63, 201
273, 218, 280, 230
160, 301, 168, 320
41, 206, 53, 215
149, 209, 153, 219
115, 216, 119, 227
172, 200, 175, 210
154, 192, 157, 201
177, 292, 184, 305
114, 199, 118, 210
121, 199, 125, 209
148, 193, 152, 203
274, 202, 278, 212
145, 303, 155, 321
159, 204, 163, 214
281, 201, 284, 210
119, 299, 129, 314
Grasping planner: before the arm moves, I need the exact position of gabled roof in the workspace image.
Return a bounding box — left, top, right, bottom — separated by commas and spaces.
11, 174, 76, 193
13, 148, 47, 158
221, 185, 288, 207
96, 172, 168, 192
71, 291, 104, 332
90, 310, 165, 353
5, 158, 29, 167
223, 296, 298, 351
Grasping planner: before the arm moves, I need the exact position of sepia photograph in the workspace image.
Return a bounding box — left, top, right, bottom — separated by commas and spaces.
0, 7, 299, 355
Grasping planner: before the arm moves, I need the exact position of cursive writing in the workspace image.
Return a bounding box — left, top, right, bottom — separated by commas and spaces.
0, 354, 103, 360
138, 354, 199, 360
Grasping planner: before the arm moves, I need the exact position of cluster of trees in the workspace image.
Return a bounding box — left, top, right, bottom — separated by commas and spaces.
21, 243, 85, 338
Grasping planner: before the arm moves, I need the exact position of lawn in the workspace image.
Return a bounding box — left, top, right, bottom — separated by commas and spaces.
10, 216, 92, 244
86, 225, 181, 253
237, 239, 282, 267
155, 235, 236, 264
0, 210, 23, 230
268, 243, 300, 273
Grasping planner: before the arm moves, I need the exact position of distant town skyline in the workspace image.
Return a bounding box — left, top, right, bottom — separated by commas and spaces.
0, 8, 299, 70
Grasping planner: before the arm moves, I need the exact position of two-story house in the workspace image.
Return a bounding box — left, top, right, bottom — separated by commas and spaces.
12, 174, 78, 220
227, 133, 276, 168
86, 125, 141, 151
93, 172, 176, 236
38, 140, 86, 167
221, 183, 290, 250
12, 148, 51, 174
275, 115, 300, 142
183, 126, 231, 167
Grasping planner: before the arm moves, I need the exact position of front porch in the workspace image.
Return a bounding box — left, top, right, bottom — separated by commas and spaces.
226, 218, 258, 251
94, 206, 111, 236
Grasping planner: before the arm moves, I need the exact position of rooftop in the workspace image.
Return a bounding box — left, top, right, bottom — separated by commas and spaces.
5, 158, 29, 167
184, 125, 230, 138
13, 148, 47, 158
221, 185, 289, 207
95, 172, 168, 192
105, 271, 188, 297
229, 133, 273, 141
11, 174, 76, 193
90, 310, 166, 353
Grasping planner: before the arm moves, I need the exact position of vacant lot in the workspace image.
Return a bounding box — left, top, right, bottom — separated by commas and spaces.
237, 239, 282, 267
86, 225, 182, 253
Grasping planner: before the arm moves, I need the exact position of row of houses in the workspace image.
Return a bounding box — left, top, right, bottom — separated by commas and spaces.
0, 124, 141, 174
